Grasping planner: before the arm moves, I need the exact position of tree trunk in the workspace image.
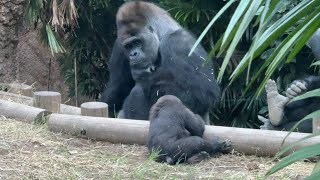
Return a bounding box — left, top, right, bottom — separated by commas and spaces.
0, 0, 26, 82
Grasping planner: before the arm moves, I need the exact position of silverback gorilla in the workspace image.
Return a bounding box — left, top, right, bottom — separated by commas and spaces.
148, 95, 231, 164
101, 1, 220, 122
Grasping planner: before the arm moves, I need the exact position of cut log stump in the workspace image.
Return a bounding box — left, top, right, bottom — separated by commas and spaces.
81, 102, 108, 117
33, 91, 61, 113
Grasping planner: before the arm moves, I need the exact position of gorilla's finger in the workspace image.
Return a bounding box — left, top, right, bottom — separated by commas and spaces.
258, 115, 269, 123
295, 81, 307, 91
290, 84, 303, 94
286, 89, 298, 98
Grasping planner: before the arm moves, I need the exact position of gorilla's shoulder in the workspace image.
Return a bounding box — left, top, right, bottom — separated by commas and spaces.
161, 29, 196, 43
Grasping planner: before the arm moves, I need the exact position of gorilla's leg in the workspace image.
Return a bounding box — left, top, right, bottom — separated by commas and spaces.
281, 119, 313, 133
165, 136, 231, 164
284, 98, 320, 122
122, 83, 151, 120
265, 79, 290, 126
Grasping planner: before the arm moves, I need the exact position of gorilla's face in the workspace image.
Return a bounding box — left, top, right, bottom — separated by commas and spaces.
121, 26, 159, 72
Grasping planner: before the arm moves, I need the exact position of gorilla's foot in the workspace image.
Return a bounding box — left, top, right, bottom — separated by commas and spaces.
186, 151, 210, 164
220, 139, 232, 154
258, 115, 277, 130
265, 79, 289, 126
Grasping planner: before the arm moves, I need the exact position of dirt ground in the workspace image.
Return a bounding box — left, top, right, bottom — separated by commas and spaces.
0, 117, 315, 180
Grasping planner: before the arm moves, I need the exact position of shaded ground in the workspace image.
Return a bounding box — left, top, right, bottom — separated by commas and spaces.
0, 117, 314, 179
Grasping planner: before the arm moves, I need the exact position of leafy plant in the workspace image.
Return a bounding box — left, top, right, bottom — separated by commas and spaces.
191, 0, 320, 99
265, 88, 320, 178
192, 0, 320, 178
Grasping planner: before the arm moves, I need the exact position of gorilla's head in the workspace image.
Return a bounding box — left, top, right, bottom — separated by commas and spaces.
116, 1, 181, 72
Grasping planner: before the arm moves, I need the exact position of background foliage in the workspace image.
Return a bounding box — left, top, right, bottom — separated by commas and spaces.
26, 0, 318, 129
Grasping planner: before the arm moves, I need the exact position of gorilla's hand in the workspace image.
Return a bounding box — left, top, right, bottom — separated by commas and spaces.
286, 80, 307, 99
258, 115, 277, 130
220, 139, 232, 153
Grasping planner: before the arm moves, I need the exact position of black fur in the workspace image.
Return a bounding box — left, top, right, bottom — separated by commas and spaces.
101, 39, 135, 117
101, 1, 220, 120
147, 95, 231, 164
282, 76, 320, 133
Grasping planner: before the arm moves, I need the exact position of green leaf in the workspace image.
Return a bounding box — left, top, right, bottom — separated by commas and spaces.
217, 0, 264, 82
312, 160, 320, 174
221, 0, 250, 46
45, 25, 66, 56
266, 143, 320, 176
311, 61, 320, 67
290, 89, 320, 102
188, 0, 236, 57
305, 171, 320, 180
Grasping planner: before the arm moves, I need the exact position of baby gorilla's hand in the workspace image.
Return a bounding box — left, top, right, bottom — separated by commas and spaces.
286, 80, 307, 99
220, 139, 232, 153
258, 115, 277, 130
212, 137, 232, 154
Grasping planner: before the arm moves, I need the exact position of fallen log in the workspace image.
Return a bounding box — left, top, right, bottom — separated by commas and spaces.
48, 113, 320, 157
0, 99, 50, 123
0, 91, 81, 115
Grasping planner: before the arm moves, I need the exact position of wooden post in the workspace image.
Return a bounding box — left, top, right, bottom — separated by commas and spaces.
0, 99, 50, 123
81, 102, 108, 117
8, 83, 33, 97
47, 113, 320, 157
33, 91, 61, 113
313, 118, 320, 133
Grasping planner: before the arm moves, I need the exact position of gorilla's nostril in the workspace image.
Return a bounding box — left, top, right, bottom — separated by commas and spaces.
130, 51, 138, 58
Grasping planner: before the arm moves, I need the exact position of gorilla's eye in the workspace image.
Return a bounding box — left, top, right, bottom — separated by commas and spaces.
125, 39, 142, 49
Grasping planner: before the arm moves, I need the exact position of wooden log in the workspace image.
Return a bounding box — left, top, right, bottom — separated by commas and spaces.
33, 91, 61, 113
0, 99, 50, 123
8, 83, 33, 97
0, 91, 33, 105
60, 104, 81, 115
313, 118, 320, 133
48, 114, 148, 145
0, 91, 81, 115
47, 113, 320, 157
81, 102, 108, 117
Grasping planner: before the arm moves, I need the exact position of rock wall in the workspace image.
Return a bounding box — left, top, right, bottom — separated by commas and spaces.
0, 0, 26, 82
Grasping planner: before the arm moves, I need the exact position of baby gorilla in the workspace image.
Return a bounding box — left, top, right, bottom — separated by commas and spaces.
147, 95, 231, 164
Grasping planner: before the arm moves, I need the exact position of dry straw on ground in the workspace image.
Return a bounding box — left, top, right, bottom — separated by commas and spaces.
0, 117, 314, 179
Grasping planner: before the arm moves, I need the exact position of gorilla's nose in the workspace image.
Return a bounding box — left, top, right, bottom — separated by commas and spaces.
129, 50, 139, 59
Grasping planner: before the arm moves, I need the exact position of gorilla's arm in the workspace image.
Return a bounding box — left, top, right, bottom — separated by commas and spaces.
101, 40, 135, 117
154, 29, 220, 117
284, 76, 320, 123
184, 114, 206, 137
304, 76, 320, 91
